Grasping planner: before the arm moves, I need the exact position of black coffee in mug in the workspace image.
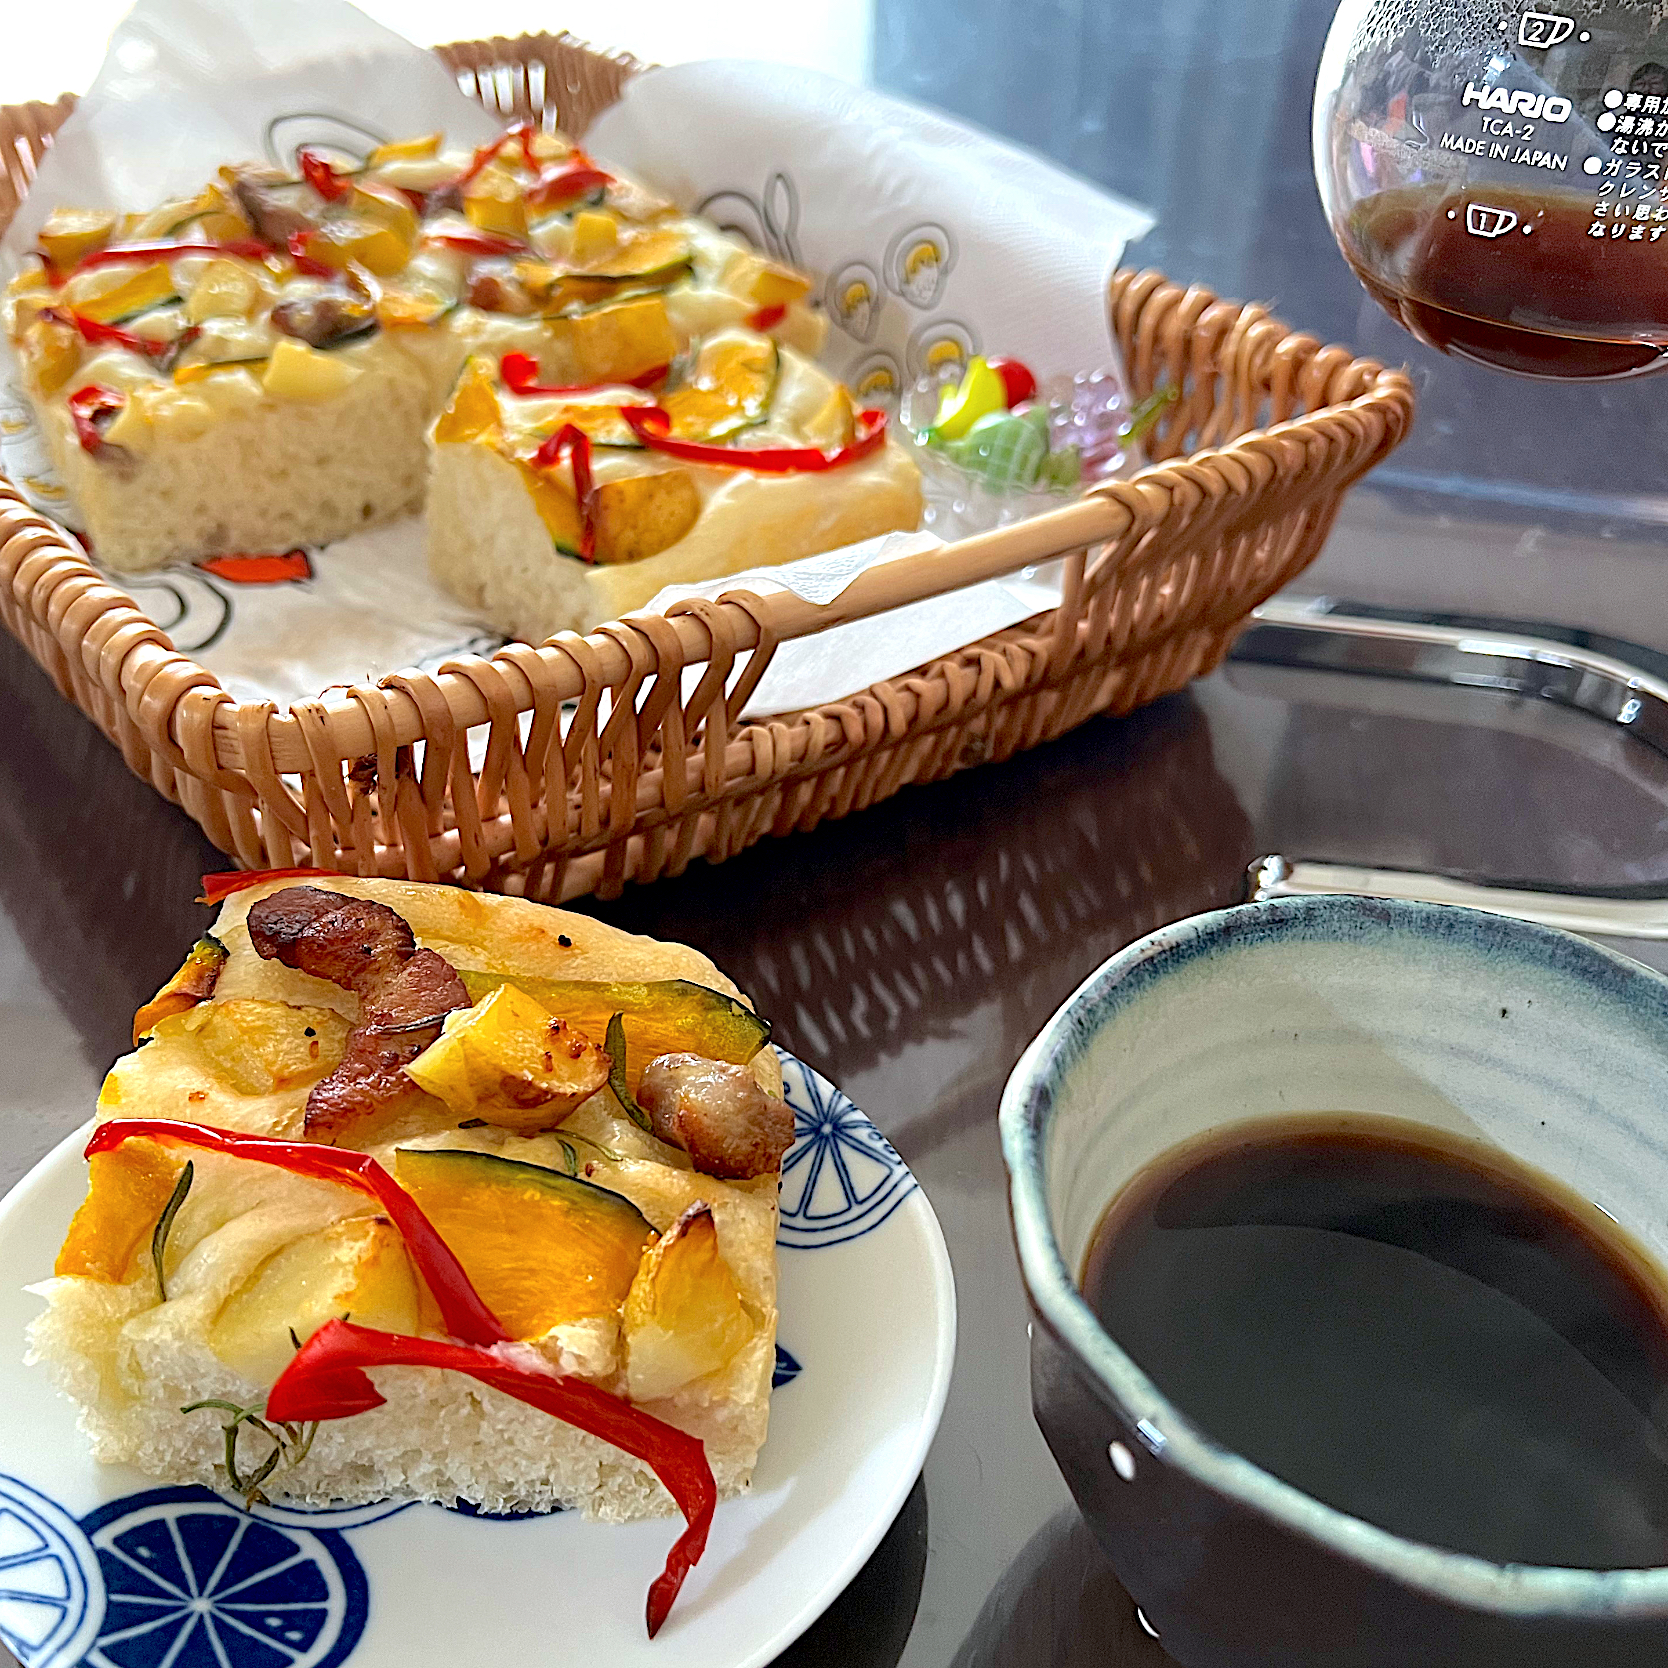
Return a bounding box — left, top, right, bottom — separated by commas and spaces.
1080, 1115, 1668, 1568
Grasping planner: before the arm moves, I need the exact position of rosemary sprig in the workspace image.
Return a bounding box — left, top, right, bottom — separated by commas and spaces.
151, 1161, 194, 1303
181, 1396, 320, 1510
558, 1129, 624, 1172
606, 1013, 653, 1133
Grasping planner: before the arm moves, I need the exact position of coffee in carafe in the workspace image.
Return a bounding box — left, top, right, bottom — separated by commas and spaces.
1316, 2, 1668, 377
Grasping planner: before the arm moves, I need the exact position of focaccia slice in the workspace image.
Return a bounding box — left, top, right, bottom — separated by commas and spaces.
425, 326, 923, 639
27, 877, 787, 1522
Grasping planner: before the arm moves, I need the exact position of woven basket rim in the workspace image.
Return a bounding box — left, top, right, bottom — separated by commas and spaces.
0, 31, 1415, 788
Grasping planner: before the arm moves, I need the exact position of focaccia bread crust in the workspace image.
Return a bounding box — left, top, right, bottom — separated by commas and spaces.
28, 878, 784, 1521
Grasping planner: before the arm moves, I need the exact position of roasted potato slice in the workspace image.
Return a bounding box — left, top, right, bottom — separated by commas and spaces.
625, 1204, 755, 1401
403, 982, 611, 1128
210, 1216, 420, 1386
591, 469, 701, 565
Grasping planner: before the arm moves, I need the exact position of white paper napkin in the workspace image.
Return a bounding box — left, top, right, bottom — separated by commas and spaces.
590, 61, 1153, 393
645, 530, 1066, 720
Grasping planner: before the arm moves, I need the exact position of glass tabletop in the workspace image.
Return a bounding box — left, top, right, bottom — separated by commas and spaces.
7, 3, 1668, 1666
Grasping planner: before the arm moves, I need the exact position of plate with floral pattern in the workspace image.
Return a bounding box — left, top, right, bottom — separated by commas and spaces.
0, 1050, 955, 1668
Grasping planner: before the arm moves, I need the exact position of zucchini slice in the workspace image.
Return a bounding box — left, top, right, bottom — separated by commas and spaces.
76, 263, 180, 325
659, 333, 779, 443
542, 228, 695, 312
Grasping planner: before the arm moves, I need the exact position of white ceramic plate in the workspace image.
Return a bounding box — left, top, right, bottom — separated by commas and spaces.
0, 1052, 956, 1668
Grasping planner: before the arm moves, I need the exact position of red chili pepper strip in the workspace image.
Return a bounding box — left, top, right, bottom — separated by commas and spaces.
198, 866, 337, 904
297, 147, 352, 202
747, 304, 787, 331
427, 228, 529, 258
286, 230, 336, 279
67, 238, 273, 278
85, 1121, 506, 1348
267, 1319, 716, 1638
71, 313, 176, 360
621, 405, 890, 474
497, 351, 667, 397
67, 384, 125, 453
455, 123, 531, 190
532, 423, 597, 560
526, 163, 614, 208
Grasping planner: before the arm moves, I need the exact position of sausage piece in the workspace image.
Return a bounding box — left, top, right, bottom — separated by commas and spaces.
230, 168, 316, 247
246, 887, 468, 1139
271, 293, 375, 348
636, 1053, 795, 1180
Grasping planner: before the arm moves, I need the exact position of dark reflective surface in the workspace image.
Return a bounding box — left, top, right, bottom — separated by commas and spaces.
11, 4, 1668, 1665
10, 609, 1668, 1665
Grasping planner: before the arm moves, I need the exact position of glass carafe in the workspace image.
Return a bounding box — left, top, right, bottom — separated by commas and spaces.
1316, 1, 1668, 378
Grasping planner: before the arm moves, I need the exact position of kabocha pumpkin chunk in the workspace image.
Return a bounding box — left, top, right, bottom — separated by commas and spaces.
591, 470, 701, 566
394, 1147, 653, 1338
38, 207, 116, 269
351, 181, 421, 245
540, 228, 695, 312
625, 1204, 755, 1402
569, 209, 619, 265
456, 972, 770, 1095
464, 168, 529, 239
19, 316, 82, 394
76, 263, 179, 325
56, 1143, 186, 1282
526, 401, 647, 449
376, 277, 457, 330
367, 132, 441, 166
432, 357, 501, 444
661, 331, 779, 442
190, 1000, 350, 1097
549, 294, 678, 384
571, 227, 693, 288
725, 249, 813, 309
513, 458, 586, 556
403, 982, 611, 1128
303, 215, 413, 277
132, 935, 228, 1043
210, 1216, 420, 1387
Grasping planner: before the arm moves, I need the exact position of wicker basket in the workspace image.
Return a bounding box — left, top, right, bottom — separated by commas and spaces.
0, 32, 1414, 903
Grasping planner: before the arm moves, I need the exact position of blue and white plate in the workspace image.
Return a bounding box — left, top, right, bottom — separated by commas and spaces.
0, 1053, 956, 1668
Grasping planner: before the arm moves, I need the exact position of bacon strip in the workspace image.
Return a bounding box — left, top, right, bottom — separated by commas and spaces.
247, 886, 468, 1139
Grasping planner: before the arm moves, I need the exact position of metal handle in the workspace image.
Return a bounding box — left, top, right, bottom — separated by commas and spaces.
1232, 597, 1668, 761
1248, 855, 1668, 940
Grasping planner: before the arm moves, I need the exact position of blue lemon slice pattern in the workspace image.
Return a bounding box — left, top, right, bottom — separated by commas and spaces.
776, 1059, 917, 1249
80, 1487, 367, 1668
0, 1474, 103, 1668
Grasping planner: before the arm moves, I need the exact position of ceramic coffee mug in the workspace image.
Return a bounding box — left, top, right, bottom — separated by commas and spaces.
1001, 895, 1668, 1667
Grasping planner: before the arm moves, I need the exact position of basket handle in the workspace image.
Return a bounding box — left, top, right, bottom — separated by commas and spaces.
701, 488, 1136, 646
